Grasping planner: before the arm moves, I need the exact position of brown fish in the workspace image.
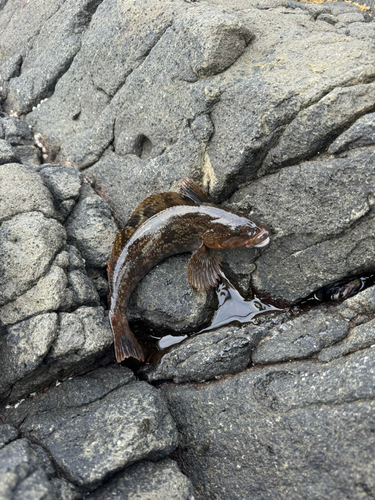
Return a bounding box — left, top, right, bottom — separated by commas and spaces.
107, 179, 270, 363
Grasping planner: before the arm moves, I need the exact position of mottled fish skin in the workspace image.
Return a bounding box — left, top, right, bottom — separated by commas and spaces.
108, 180, 270, 363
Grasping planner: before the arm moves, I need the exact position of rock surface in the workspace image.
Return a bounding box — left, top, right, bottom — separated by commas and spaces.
1, 0, 375, 498
87, 458, 197, 500
163, 348, 375, 500
5, 366, 179, 492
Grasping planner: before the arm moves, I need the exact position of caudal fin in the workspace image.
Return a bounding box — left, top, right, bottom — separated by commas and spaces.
109, 312, 145, 363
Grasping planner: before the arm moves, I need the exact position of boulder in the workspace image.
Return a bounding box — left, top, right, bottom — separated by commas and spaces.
87, 459, 197, 500
5, 366, 179, 492
163, 348, 375, 500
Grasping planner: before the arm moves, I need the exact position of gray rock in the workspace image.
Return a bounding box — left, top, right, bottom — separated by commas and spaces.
87, 459, 197, 500
0, 211, 66, 304
4, 365, 135, 427
262, 83, 375, 172
1, 117, 33, 145
0, 313, 58, 398
0, 439, 55, 500
4, 0, 103, 115
0, 140, 18, 165
128, 254, 216, 334
0, 53, 22, 83
337, 284, 375, 320
12, 371, 178, 490
328, 111, 375, 154
140, 323, 265, 384
65, 195, 117, 268
12, 144, 41, 166
47, 306, 113, 365
67, 244, 86, 271
163, 348, 375, 500
51, 479, 76, 500
318, 317, 375, 362
66, 270, 100, 309
191, 114, 214, 142
0, 266, 68, 327
39, 164, 82, 201
0, 164, 55, 222
47, 312, 85, 361
230, 149, 375, 303
0, 423, 18, 450
85, 128, 203, 225
4, 307, 113, 404
252, 310, 349, 364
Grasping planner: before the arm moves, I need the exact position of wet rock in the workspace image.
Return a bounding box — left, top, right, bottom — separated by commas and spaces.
0, 439, 55, 500
87, 458, 197, 500
252, 310, 349, 364
7, 367, 178, 491
0, 266, 68, 327
328, 111, 375, 154
0, 211, 66, 304
65, 194, 117, 268
128, 254, 216, 334
0, 164, 55, 222
0, 313, 58, 399
140, 324, 265, 384
163, 349, 375, 500
230, 148, 375, 303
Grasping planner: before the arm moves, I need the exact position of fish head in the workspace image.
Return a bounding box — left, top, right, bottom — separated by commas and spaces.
203, 219, 270, 250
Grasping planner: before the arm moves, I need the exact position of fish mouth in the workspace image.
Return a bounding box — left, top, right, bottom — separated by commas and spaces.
246, 227, 270, 248
253, 236, 270, 248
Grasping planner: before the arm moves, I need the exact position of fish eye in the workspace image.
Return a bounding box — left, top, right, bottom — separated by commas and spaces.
231, 229, 240, 236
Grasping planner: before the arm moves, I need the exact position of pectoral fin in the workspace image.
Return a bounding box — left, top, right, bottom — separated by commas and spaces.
187, 244, 222, 291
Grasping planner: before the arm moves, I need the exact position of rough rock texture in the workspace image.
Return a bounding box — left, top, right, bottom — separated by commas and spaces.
1, 0, 375, 498
65, 192, 117, 268
251, 310, 349, 364
128, 254, 216, 334
0, 212, 65, 304
140, 323, 267, 384
87, 459, 197, 500
5, 366, 179, 492
230, 148, 375, 303
0, 439, 55, 500
163, 348, 375, 500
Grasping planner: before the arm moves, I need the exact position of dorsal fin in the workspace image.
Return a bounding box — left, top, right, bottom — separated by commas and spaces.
126, 192, 195, 229
107, 191, 196, 293
180, 179, 211, 204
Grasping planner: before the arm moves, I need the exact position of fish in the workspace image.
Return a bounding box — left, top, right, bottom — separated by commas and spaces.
107, 179, 270, 363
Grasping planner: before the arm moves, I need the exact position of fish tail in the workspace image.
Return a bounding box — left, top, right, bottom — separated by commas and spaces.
109, 311, 145, 363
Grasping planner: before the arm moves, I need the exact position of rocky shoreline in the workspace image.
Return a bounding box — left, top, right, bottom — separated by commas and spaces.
1, 0, 375, 498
